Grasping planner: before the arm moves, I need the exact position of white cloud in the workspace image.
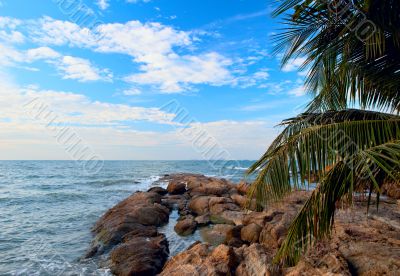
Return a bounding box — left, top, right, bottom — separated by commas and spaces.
0, 43, 112, 82
125, 52, 233, 93
234, 69, 270, 88
96, 0, 109, 10
282, 57, 307, 72
0, 76, 277, 160
123, 88, 142, 95
288, 85, 307, 97
25, 47, 61, 61
52, 56, 113, 82
30, 17, 236, 93
0, 16, 25, 43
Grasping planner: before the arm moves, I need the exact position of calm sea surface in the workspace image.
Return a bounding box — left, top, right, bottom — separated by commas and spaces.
0, 160, 253, 275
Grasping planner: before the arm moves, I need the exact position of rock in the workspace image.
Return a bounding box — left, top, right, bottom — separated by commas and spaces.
167, 181, 187, 194
285, 244, 351, 276
162, 194, 187, 210
237, 181, 249, 195
200, 224, 234, 246
88, 192, 169, 256
209, 197, 240, 215
174, 217, 197, 236
188, 196, 211, 215
110, 234, 169, 276
382, 180, 400, 199
210, 214, 235, 225
195, 214, 211, 226
226, 225, 245, 248
160, 243, 238, 276
241, 223, 262, 243
235, 244, 274, 276
219, 210, 245, 226
231, 194, 247, 208
243, 211, 283, 227
147, 186, 168, 195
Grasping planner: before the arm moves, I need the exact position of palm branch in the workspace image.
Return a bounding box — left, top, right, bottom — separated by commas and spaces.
272, 0, 400, 113
247, 109, 400, 263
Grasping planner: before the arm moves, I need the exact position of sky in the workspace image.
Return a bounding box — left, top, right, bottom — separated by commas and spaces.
0, 0, 310, 160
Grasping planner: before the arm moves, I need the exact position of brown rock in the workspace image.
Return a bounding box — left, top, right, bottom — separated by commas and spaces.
160, 243, 238, 276
195, 214, 211, 226
226, 225, 245, 248
88, 192, 169, 256
235, 244, 274, 276
200, 224, 235, 246
188, 196, 210, 215
241, 223, 262, 243
110, 234, 169, 276
231, 194, 247, 208
167, 180, 187, 194
237, 181, 249, 195
382, 180, 400, 199
219, 210, 245, 226
147, 186, 168, 195
162, 194, 187, 210
174, 217, 197, 236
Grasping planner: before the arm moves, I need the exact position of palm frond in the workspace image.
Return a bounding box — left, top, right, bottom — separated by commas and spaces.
247, 109, 400, 207
273, 141, 400, 265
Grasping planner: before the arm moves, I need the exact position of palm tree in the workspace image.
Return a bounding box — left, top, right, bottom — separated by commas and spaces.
247, 0, 400, 266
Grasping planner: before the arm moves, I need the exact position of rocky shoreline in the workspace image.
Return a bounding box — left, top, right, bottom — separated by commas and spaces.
85, 173, 400, 275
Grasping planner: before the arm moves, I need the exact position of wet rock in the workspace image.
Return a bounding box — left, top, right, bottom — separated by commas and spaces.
88, 192, 169, 257
241, 223, 262, 243
147, 186, 168, 195
162, 194, 187, 210
167, 181, 187, 194
174, 216, 197, 236
110, 234, 169, 276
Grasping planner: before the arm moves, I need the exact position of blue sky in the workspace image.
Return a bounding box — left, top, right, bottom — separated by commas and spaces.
0, 0, 310, 160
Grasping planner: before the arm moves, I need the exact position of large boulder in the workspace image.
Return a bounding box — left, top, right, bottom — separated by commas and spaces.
235, 244, 274, 276
110, 234, 169, 276
174, 216, 197, 236
160, 243, 238, 276
200, 224, 235, 246
87, 192, 169, 257
147, 186, 168, 195
195, 214, 211, 226
241, 223, 262, 243
188, 196, 211, 215
167, 181, 187, 195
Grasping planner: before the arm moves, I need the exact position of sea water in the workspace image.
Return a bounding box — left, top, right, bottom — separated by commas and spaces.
0, 160, 253, 275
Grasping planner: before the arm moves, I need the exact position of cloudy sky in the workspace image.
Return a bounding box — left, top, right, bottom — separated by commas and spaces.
0, 0, 310, 160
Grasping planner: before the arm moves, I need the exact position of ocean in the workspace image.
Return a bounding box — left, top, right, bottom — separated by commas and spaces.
0, 160, 254, 275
